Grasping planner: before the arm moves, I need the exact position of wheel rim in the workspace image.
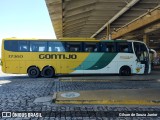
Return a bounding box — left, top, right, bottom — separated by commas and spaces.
45, 69, 52, 76
121, 68, 130, 76
30, 69, 37, 75
28, 67, 40, 78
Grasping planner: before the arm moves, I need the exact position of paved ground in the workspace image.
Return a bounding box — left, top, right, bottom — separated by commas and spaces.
0, 67, 160, 120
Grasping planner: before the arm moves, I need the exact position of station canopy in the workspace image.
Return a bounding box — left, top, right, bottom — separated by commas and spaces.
45, 0, 160, 45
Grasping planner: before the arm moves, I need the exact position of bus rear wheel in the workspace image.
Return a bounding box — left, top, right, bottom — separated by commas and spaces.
119, 66, 131, 76
42, 66, 55, 78
27, 66, 40, 78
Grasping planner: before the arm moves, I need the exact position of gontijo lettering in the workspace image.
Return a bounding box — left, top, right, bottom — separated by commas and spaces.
39, 54, 77, 59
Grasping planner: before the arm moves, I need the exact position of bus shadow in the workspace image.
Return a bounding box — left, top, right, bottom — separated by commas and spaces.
56, 74, 118, 77
0, 75, 29, 80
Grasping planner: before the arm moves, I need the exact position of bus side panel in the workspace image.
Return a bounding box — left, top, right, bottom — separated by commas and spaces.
72, 53, 117, 74
60, 60, 69, 74
116, 53, 135, 74
19, 61, 26, 74
73, 61, 84, 74
3, 50, 20, 73
5, 60, 19, 74
60, 61, 83, 74
61, 53, 89, 74
16, 52, 60, 74
116, 53, 145, 74
100, 61, 117, 74
71, 53, 102, 74
100, 53, 117, 74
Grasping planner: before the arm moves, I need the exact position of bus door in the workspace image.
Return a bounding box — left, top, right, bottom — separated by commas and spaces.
133, 42, 150, 74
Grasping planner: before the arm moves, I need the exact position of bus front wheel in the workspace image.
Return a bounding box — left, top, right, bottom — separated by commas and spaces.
42, 66, 55, 78
119, 66, 131, 76
27, 66, 40, 78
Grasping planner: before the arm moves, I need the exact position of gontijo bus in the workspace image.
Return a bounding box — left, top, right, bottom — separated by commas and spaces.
1, 38, 151, 78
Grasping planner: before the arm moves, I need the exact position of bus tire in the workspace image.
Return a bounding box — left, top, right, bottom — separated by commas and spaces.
119, 66, 131, 76
42, 66, 55, 78
27, 66, 40, 78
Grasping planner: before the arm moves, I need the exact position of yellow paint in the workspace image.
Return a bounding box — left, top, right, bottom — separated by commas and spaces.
136, 68, 140, 73
55, 89, 160, 105
56, 100, 160, 105
59, 37, 96, 41
2, 51, 89, 74
1, 38, 101, 74
60, 79, 114, 82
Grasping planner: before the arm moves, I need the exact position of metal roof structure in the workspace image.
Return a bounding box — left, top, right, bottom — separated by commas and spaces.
45, 0, 160, 49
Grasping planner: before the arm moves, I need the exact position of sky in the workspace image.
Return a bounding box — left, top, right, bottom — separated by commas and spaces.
0, 0, 56, 57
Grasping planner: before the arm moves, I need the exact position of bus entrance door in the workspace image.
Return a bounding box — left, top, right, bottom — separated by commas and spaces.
134, 42, 150, 74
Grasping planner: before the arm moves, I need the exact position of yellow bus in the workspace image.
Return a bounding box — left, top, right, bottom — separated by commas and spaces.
1, 38, 151, 78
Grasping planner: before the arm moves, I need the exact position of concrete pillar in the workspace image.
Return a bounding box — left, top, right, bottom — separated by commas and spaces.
143, 34, 149, 47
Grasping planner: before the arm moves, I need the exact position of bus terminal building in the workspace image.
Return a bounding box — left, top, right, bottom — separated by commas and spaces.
45, 0, 160, 55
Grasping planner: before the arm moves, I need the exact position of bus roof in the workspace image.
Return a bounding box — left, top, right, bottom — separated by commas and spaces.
2, 38, 142, 43
2, 37, 97, 42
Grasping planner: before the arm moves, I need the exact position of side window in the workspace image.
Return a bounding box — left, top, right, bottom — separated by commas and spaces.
19, 41, 29, 52
4, 40, 18, 52
101, 42, 115, 52
84, 42, 99, 52
117, 42, 133, 53
66, 42, 82, 52
30, 41, 47, 52
48, 42, 65, 52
